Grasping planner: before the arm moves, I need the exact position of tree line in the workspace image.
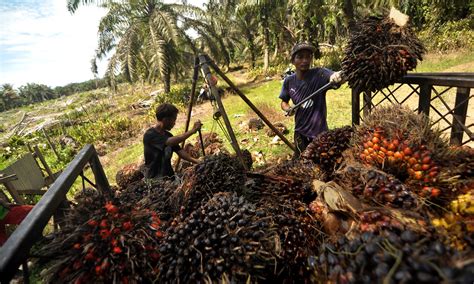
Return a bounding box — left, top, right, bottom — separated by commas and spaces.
0, 79, 109, 112
69, 0, 471, 93
1, 0, 471, 111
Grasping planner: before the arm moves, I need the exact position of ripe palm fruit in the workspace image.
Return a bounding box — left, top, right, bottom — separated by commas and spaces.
302, 126, 353, 178
342, 11, 425, 93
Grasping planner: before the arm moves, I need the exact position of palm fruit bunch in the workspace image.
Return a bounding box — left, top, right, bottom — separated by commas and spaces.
245, 171, 316, 204
157, 192, 279, 282
115, 162, 144, 189
310, 229, 473, 283
267, 159, 326, 183
171, 153, 246, 217
180, 132, 226, 170
38, 188, 164, 283
265, 122, 289, 137
349, 167, 418, 209
132, 178, 179, 221
260, 198, 323, 281
248, 117, 265, 131
358, 209, 428, 233
432, 190, 474, 250
353, 106, 449, 197
302, 126, 354, 179
341, 8, 425, 92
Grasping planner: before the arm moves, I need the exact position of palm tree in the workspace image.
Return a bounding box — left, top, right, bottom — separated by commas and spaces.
0, 84, 20, 110
237, 0, 287, 73
68, 0, 222, 93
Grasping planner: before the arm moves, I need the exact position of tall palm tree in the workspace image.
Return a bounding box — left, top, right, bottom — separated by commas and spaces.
68, 0, 221, 93
237, 0, 287, 73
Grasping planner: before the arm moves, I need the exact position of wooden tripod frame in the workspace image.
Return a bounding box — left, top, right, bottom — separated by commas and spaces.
175, 54, 296, 171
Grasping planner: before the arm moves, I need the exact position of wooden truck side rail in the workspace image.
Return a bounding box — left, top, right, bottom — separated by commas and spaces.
352, 73, 474, 146
0, 144, 110, 283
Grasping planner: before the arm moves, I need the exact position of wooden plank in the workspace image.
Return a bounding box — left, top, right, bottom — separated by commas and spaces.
89, 146, 111, 192
418, 84, 432, 115
351, 88, 360, 125
33, 145, 54, 180
175, 57, 200, 172
400, 75, 474, 88
0, 145, 96, 282
207, 56, 296, 152
450, 87, 470, 145
199, 55, 248, 170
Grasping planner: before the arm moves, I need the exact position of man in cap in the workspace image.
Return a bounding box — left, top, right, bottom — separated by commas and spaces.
279, 42, 343, 158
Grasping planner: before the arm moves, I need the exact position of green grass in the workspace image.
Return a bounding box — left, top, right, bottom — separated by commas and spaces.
414, 51, 474, 72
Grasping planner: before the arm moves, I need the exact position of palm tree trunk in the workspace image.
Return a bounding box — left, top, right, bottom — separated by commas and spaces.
164, 66, 171, 94
263, 18, 270, 73
343, 0, 356, 32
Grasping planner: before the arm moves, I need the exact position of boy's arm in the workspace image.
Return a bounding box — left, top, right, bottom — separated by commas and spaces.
165, 121, 203, 147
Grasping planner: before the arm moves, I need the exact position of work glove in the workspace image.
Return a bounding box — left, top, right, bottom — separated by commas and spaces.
329, 71, 344, 84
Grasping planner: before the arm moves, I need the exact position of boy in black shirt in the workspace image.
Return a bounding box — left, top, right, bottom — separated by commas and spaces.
143, 103, 202, 179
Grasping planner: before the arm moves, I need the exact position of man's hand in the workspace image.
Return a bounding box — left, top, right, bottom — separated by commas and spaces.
191, 120, 203, 133
285, 107, 296, 116
329, 71, 344, 84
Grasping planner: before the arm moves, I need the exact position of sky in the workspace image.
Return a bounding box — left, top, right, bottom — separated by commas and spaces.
0, 0, 206, 88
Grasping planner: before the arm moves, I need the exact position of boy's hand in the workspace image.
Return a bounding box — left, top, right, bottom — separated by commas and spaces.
329, 71, 344, 84
285, 107, 296, 116
192, 120, 203, 133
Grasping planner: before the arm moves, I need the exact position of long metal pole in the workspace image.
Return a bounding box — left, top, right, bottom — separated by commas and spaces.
207, 58, 296, 152
198, 55, 248, 170
175, 57, 200, 172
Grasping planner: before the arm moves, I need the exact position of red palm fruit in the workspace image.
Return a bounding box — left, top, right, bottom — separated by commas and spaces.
412, 164, 422, 171
408, 157, 417, 165
403, 147, 413, 156
73, 243, 81, 250
422, 155, 432, 164
372, 136, 380, 144
393, 151, 404, 160
421, 164, 431, 171
430, 188, 441, 197
122, 221, 133, 231
413, 171, 423, 180
87, 220, 98, 227
100, 219, 108, 228
113, 246, 122, 254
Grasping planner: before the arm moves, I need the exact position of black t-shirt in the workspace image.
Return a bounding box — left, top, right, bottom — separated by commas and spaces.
143, 127, 181, 178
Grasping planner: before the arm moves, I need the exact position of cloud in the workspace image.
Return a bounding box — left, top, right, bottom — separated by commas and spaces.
0, 0, 107, 88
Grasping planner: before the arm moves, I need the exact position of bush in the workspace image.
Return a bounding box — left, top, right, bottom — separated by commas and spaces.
154, 85, 191, 108
314, 48, 343, 71
419, 19, 474, 52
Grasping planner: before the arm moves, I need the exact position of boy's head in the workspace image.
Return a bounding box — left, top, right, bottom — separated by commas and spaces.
155, 103, 179, 130
290, 42, 316, 71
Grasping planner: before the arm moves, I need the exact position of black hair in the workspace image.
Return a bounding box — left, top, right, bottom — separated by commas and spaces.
155, 103, 179, 121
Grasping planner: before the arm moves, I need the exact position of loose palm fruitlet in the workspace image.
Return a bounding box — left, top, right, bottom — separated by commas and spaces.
37, 189, 164, 283
302, 126, 353, 178
172, 153, 246, 216
311, 229, 473, 283
342, 12, 425, 93
157, 192, 279, 282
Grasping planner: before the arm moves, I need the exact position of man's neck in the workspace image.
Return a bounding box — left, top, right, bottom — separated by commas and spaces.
295, 69, 309, 80
154, 123, 165, 133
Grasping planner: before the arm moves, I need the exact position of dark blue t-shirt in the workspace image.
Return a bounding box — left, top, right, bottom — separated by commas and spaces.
143, 128, 181, 178
279, 68, 333, 139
